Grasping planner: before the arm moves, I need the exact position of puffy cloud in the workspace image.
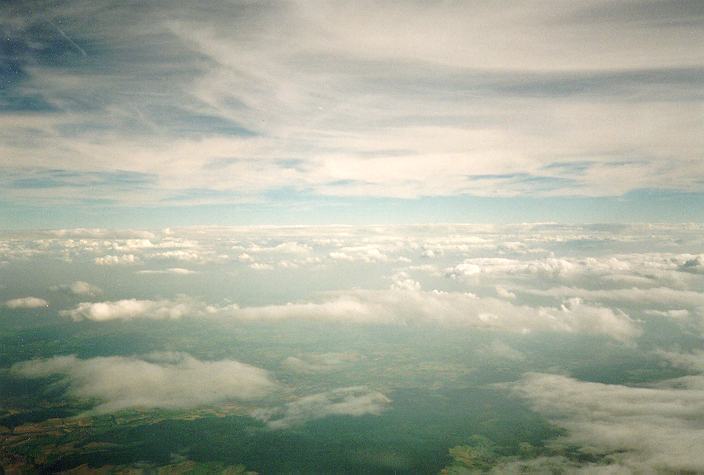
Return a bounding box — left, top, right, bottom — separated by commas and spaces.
446, 253, 704, 292
151, 250, 211, 263
4, 297, 48, 309
11, 353, 276, 413
495, 286, 516, 300
51, 281, 102, 296
446, 256, 638, 281
64, 288, 640, 342
509, 370, 704, 473
390, 272, 421, 291
244, 242, 312, 255
227, 290, 641, 342
448, 257, 580, 279
94, 254, 140, 265
529, 286, 704, 309
137, 268, 197, 275
253, 386, 391, 429
69, 281, 102, 296
60, 298, 216, 322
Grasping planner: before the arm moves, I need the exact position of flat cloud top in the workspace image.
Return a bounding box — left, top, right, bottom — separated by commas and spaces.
511, 367, 704, 472
11, 353, 277, 413
5, 297, 48, 309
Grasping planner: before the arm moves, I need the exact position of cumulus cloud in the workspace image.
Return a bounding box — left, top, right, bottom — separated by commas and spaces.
447, 257, 583, 279
390, 272, 421, 291
137, 268, 197, 275
4, 297, 48, 309
61, 288, 640, 342
495, 286, 516, 300
227, 290, 641, 342
51, 281, 102, 296
243, 242, 312, 256
253, 386, 391, 429
446, 253, 704, 293
445, 256, 644, 281
11, 353, 276, 413
329, 246, 390, 263
60, 298, 216, 322
509, 370, 704, 473
94, 254, 140, 266
529, 286, 704, 309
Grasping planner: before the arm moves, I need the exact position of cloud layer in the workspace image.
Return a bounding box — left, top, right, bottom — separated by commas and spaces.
253, 386, 391, 430
1, 1, 703, 214
11, 353, 276, 413
511, 366, 704, 472
5, 297, 48, 309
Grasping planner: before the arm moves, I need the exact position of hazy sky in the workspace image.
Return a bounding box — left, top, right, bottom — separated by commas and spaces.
2, 1, 703, 227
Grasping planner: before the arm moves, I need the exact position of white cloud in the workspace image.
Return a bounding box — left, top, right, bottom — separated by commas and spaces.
151, 250, 212, 263
70, 281, 102, 296
446, 256, 634, 280
51, 281, 102, 296
253, 386, 390, 429
11, 353, 276, 413
390, 272, 421, 291
3, 2, 704, 205
446, 253, 704, 293
137, 268, 197, 275
226, 290, 641, 342
529, 286, 704, 309
245, 242, 312, 255
59, 288, 641, 342
495, 286, 516, 300
60, 298, 216, 322
510, 370, 704, 473
329, 245, 389, 263
5, 297, 48, 309
94, 254, 139, 266
645, 309, 690, 319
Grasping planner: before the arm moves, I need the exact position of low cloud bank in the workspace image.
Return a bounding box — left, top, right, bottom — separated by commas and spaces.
510, 362, 704, 473
253, 386, 391, 429
58, 289, 641, 342
11, 352, 276, 413
60, 298, 217, 322
5, 297, 48, 309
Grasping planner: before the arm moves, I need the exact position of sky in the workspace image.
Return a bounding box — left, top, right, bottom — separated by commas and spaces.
1, 0, 703, 227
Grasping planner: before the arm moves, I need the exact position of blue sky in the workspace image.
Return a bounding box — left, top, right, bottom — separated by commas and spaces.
1, 1, 703, 227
